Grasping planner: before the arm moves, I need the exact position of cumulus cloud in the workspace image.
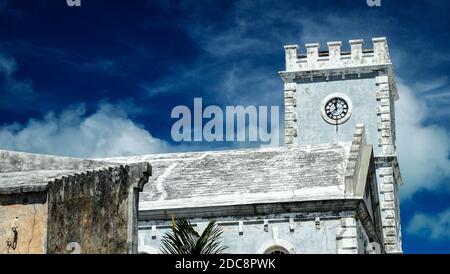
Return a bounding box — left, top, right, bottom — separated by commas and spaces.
0, 103, 170, 158
396, 81, 450, 199
407, 209, 450, 240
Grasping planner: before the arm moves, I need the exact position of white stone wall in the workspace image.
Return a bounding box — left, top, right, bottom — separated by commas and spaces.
377, 164, 403, 253
138, 214, 363, 254
283, 38, 391, 73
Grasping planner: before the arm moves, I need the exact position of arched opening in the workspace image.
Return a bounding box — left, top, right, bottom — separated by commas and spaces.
263, 245, 290, 254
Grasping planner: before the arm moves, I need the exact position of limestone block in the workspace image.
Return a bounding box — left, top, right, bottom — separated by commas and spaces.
378, 137, 391, 146
384, 236, 396, 245
384, 228, 396, 237
376, 76, 389, 84
337, 248, 358, 254
382, 145, 394, 156
284, 90, 294, 98
378, 122, 391, 130
384, 210, 396, 219
384, 193, 394, 201
336, 227, 357, 238
380, 184, 394, 193
341, 238, 358, 249
376, 91, 389, 100
383, 175, 394, 183
383, 219, 396, 227
378, 83, 390, 91
381, 202, 395, 210
380, 99, 390, 106
378, 167, 393, 176
285, 121, 296, 129
285, 135, 294, 144
381, 130, 391, 137
384, 244, 397, 253
285, 97, 296, 107
285, 128, 297, 137
285, 113, 297, 121
340, 218, 356, 228
380, 114, 391, 122
378, 106, 390, 115
285, 106, 295, 113
284, 83, 296, 91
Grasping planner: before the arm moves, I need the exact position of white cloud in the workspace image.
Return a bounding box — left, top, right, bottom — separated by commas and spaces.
413, 77, 448, 94
396, 81, 450, 199
0, 103, 170, 158
407, 209, 450, 240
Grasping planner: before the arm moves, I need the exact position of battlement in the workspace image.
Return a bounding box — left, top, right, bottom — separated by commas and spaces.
283, 37, 391, 73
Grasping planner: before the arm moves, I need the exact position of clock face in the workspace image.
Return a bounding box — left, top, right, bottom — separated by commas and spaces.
324, 97, 349, 121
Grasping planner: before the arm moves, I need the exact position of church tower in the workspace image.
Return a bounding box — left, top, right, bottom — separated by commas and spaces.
279, 37, 403, 253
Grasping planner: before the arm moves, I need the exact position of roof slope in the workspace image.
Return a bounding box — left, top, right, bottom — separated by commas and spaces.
0, 150, 119, 194
100, 143, 351, 209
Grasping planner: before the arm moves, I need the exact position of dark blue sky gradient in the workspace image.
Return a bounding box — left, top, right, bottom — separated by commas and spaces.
0, 0, 449, 253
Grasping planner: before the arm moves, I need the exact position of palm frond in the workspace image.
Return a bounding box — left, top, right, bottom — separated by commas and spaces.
160, 217, 227, 254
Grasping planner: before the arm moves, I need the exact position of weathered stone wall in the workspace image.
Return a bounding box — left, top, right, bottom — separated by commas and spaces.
0, 150, 112, 173
46, 164, 150, 254
0, 192, 48, 254
139, 213, 346, 254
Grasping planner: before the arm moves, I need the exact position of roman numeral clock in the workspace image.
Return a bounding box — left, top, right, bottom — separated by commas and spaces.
320, 93, 353, 129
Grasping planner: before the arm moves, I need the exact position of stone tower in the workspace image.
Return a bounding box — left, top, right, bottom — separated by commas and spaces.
279, 37, 403, 253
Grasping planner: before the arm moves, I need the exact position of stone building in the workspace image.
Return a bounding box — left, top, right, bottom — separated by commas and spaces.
104, 37, 403, 254
0, 37, 403, 254
0, 150, 150, 254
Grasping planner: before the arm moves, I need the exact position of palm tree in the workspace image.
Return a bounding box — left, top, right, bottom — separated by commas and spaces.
160, 216, 227, 254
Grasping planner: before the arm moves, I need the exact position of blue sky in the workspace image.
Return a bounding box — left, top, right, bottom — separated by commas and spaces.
0, 0, 449, 253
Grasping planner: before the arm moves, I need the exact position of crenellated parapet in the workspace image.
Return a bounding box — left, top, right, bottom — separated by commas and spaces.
283, 37, 391, 73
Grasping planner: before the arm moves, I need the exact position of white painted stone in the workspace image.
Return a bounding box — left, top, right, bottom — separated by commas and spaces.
376, 76, 389, 84
340, 218, 356, 228
379, 167, 393, 175
385, 244, 397, 253
384, 193, 394, 201
381, 202, 395, 210
380, 99, 390, 106
384, 228, 396, 237
385, 236, 396, 245
383, 219, 396, 227
337, 248, 358, 254
383, 175, 394, 183
341, 238, 358, 249
384, 210, 396, 219
336, 227, 357, 238
380, 184, 394, 193
380, 114, 391, 122
284, 83, 296, 91
284, 90, 294, 98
